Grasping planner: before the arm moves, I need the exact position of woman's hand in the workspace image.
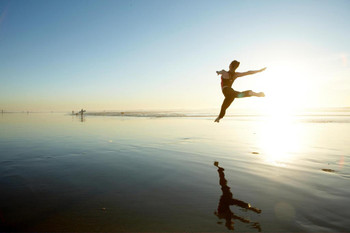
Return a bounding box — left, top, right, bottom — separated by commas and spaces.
260, 67, 267, 72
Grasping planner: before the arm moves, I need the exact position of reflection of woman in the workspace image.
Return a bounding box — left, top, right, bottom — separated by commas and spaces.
214, 161, 261, 231
215, 60, 266, 123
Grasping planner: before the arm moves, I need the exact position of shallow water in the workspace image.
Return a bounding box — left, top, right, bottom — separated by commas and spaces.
0, 113, 349, 232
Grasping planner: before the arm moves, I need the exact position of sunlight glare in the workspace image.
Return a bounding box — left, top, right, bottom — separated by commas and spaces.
258, 116, 301, 167
261, 63, 310, 117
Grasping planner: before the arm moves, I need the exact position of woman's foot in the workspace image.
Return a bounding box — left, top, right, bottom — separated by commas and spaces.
214, 117, 222, 123
257, 92, 265, 97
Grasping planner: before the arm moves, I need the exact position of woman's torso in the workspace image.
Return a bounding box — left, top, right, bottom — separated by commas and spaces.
220, 71, 237, 90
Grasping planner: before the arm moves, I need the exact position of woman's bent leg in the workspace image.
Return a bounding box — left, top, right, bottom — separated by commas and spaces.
215, 88, 236, 122
219, 96, 235, 119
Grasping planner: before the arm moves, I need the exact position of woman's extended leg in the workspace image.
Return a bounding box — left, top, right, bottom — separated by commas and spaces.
235, 90, 265, 98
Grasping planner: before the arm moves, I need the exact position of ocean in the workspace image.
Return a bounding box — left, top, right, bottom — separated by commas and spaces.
0, 109, 349, 232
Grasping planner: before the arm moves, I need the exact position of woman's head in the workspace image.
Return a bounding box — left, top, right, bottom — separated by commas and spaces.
229, 60, 240, 72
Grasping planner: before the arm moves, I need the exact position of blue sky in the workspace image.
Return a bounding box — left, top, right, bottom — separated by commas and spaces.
1, 0, 350, 111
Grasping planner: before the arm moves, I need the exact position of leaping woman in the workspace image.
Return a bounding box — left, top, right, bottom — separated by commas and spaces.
215, 60, 266, 123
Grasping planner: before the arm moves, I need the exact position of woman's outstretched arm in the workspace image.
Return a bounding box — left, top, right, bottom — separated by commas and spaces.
236, 67, 266, 77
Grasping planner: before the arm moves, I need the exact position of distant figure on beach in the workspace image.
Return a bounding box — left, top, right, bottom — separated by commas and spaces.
214, 161, 261, 231
215, 60, 266, 123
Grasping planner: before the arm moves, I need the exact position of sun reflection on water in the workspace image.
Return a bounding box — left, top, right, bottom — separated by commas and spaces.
258, 114, 301, 167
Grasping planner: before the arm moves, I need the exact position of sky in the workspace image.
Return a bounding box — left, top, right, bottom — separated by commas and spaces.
0, 0, 350, 112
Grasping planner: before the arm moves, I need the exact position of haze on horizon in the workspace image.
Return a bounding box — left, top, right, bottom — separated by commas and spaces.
1, 0, 350, 112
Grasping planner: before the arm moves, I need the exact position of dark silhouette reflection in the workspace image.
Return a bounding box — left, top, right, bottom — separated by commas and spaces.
80, 115, 85, 122
214, 161, 262, 231
79, 109, 86, 122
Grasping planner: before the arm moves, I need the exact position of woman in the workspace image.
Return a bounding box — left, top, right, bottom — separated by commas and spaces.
215, 60, 266, 123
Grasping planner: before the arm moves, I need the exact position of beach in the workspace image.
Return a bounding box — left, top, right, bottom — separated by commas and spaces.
0, 111, 349, 232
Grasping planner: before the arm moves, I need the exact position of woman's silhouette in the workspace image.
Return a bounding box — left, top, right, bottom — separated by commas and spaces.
215, 60, 266, 123
214, 161, 261, 231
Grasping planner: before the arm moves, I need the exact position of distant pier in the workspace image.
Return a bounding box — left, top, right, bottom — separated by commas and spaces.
72, 109, 86, 122
72, 109, 86, 116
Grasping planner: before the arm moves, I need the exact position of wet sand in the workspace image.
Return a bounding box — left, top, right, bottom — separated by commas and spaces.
0, 113, 349, 232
